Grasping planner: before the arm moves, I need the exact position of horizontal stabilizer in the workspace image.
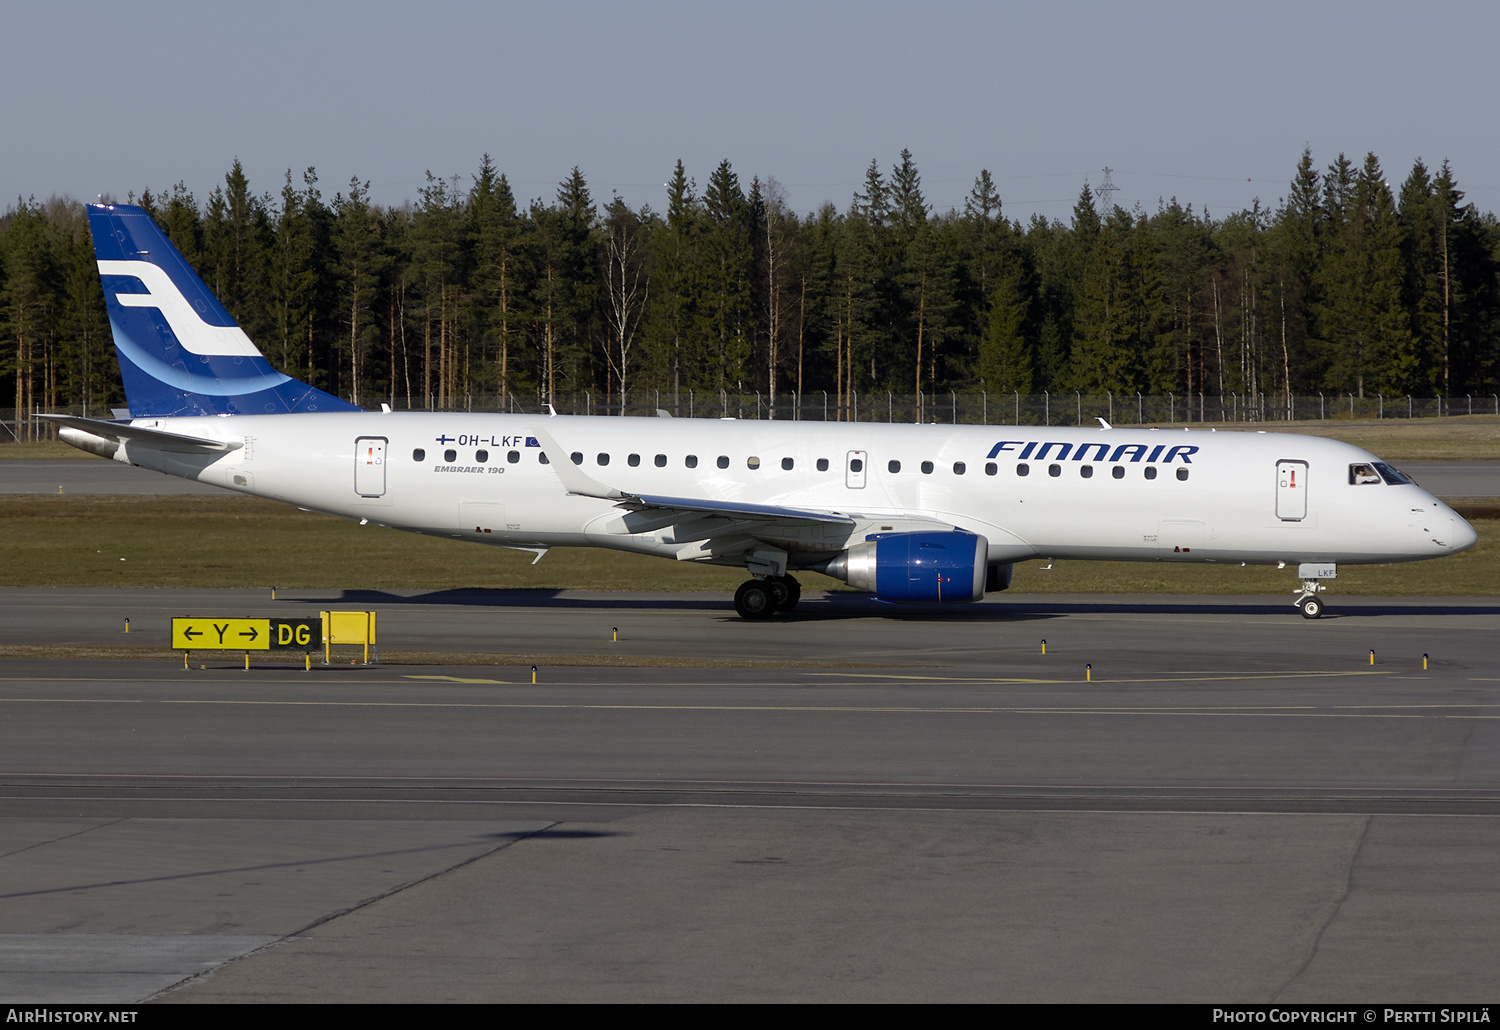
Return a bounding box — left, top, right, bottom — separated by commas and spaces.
38, 414, 242, 453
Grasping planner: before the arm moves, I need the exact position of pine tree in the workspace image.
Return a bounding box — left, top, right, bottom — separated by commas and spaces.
412, 172, 466, 406
1265, 148, 1322, 400
1398, 159, 1444, 393
469, 155, 524, 402
899, 219, 957, 406
1071, 204, 1133, 393
977, 258, 1032, 393
1, 200, 59, 437
332, 178, 387, 407
1354, 154, 1415, 396
158, 183, 204, 271
644, 160, 700, 403
203, 160, 272, 345
553, 167, 599, 398
963, 168, 1006, 334
890, 148, 928, 244
702, 160, 752, 392
1317, 154, 1364, 394
271, 168, 322, 377
56, 207, 115, 415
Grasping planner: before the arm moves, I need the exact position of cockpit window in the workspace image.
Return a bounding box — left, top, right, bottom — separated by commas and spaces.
1351, 462, 1415, 486
1372, 461, 1414, 486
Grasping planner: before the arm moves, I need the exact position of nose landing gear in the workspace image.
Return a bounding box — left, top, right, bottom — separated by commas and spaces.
1296, 594, 1325, 619
1292, 562, 1336, 619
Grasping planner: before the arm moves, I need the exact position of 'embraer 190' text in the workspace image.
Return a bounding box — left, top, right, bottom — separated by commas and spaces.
987, 441, 1199, 463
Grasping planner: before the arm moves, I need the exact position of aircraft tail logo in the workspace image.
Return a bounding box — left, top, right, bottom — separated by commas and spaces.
86, 204, 359, 417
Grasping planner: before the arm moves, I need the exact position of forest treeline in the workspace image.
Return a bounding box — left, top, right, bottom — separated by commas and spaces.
3, 147, 1499, 428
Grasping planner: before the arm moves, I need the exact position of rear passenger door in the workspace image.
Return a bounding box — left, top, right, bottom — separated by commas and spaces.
355, 436, 387, 497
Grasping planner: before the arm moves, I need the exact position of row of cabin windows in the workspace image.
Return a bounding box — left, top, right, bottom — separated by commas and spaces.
409, 447, 1186, 481
1015, 462, 1189, 481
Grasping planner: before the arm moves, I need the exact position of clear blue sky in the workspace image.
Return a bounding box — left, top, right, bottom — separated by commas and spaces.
5, 1, 1497, 223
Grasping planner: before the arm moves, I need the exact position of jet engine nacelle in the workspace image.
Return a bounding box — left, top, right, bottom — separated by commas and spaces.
821, 531, 988, 603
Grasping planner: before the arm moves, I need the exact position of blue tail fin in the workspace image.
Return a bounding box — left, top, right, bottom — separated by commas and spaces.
86, 203, 360, 417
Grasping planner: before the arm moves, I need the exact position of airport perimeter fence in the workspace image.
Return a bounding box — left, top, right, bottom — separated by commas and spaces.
5, 390, 1500, 443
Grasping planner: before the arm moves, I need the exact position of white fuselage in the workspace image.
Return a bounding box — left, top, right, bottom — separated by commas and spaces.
96, 412, 1475, 572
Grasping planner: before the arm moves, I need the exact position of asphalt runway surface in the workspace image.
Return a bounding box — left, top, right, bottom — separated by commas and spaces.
3, 457, 1500, 497
1, 587, 1498, 1002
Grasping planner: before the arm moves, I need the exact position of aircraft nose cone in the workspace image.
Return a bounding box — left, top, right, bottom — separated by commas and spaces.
1450, 514, 1479, 554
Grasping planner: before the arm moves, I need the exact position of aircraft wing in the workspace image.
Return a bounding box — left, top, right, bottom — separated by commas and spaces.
37, 414, 243, 453
618, 492, 854, 526
526, 422, 854, 527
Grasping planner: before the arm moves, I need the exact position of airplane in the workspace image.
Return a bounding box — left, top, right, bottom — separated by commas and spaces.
43, 203, 1478, 620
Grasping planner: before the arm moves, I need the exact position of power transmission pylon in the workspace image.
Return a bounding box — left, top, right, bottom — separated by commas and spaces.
1097, 167, 1119, 212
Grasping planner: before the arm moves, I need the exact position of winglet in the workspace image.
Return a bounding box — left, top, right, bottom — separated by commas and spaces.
525, 422, 633, 501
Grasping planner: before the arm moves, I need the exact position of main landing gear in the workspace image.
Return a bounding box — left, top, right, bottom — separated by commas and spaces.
1292, 562, 1336, 619
734, 575, 802, 619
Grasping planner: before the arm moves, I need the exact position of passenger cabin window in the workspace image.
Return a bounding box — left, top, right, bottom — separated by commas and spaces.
717, 455, 730, 469
1112, 466, 1125, 479
921, 461, 934, 475
655, 454, 667, 467
817, 458, 829, 472
1177, 468, 1190, 481
1349, 463, 1382, 485
1048, 464, 1061, 477
539, 452, 550, 464
850, 458, 864, 473
413, 448, 426, 461
570, 452, 583, 465
782, 457, 794, 470
888, 460, 902, 473
1016, 463, 1030, 477
507, 450, 520, 463
476, 450, 488, 463
1080, 465, 1093, 478
747, 456, 761, 469
685, 455, 698, 468
953, 462, 966, 475
628, 454, 640, 467
1145, 466, 1158, 480
984, 462, 997, 476
444, 449, 457, 462
597, 453, 610, 466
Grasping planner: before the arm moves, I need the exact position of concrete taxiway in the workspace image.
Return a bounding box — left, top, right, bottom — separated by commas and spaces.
1, 587, 1498, 1002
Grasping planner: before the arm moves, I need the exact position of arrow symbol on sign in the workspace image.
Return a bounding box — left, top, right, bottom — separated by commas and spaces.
239, 627, 259, 641
182, 627, 201, 640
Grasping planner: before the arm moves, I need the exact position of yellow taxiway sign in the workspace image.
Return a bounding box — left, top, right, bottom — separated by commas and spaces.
172, 618, 321, 650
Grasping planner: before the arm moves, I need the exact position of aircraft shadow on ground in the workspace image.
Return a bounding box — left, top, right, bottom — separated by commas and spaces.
284, 589, 1500, 622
